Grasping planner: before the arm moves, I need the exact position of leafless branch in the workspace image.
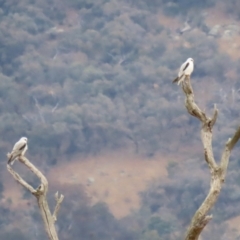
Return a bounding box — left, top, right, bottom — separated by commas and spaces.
7, 156, 64, 240
53, 191, 64, 222
33, 96, 45, 124
7, 164, 37, 194
52, 102, 59, 113
22, 114, 32, 124
178, 76, 240, 240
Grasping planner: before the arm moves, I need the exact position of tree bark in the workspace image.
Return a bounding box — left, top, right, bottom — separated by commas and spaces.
180, 77, 240, 240
7, 156, 64, 240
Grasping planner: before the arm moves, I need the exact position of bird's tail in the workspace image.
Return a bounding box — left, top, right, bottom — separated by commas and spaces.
172, 77, 179, 84
7, 153, 12, 164
177, 74, 185, 85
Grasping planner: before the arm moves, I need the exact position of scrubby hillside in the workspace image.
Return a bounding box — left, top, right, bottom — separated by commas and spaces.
0, 0, 240, 239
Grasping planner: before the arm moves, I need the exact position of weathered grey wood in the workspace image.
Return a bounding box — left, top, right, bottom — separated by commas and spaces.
53, 192, 64, 222
180, 76, 240, 240
7, 156, 64, 240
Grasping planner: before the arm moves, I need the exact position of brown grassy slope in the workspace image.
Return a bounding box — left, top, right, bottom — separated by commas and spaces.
47, 142, 203, 219
48, 150, 169, 218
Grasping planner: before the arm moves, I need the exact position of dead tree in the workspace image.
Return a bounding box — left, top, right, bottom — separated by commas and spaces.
7, 156, 64, 240
179, 77, 240, 240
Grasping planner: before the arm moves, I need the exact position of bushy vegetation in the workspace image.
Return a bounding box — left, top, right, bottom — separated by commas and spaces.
0, 0, 240, 239
0, 0, 238, 161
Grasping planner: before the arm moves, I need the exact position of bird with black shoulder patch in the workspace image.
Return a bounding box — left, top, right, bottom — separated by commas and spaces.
7, 137, 28, 165
172, 58, 194, 85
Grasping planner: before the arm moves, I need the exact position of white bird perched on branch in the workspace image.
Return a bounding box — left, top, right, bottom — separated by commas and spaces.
172, 58, 194, 85
7, 137, 28, 165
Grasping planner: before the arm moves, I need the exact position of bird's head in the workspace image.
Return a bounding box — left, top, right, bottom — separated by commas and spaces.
188, 58, 194, 62
21, 137, 28, 143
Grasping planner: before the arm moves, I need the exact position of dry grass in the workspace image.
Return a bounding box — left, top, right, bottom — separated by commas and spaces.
205, 3, 233, 27
158, 11, 180, 31
48, 150, 170, 218
226, 215, 240, 234
218, 36, 240, 60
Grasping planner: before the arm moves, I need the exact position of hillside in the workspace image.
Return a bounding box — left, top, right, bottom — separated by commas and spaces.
0, 0, 240, 239
48, 151, 169, 218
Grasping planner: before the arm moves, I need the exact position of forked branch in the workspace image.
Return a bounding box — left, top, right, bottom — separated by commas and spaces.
53, 191, 64, 222
7, 156, 64, 240
180, 77, 240, 240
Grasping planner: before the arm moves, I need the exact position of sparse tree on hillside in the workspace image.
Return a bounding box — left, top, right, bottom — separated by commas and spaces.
179, 76, 240, 240
7, 156, 64, 240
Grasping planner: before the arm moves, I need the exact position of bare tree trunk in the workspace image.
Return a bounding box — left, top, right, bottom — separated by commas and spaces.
180, 77, 240, 240
7, 156, 64, 240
